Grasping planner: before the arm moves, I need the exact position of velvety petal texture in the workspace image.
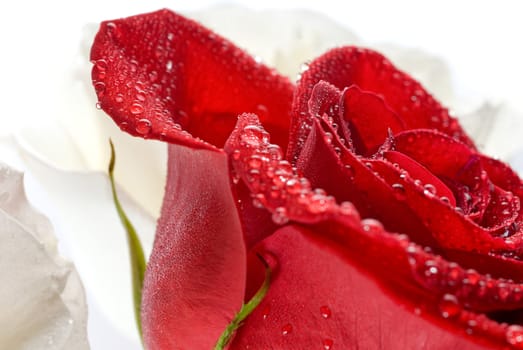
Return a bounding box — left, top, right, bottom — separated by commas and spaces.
91, 9, 523, 350
141, 145, 246, 350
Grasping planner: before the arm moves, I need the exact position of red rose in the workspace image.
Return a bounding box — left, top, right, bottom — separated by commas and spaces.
91, 9, 523, 349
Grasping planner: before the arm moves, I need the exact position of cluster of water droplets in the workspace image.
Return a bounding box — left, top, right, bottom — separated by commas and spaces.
260, 304, 334, 349
231, 117, 361, 226
406, 241, 523, 313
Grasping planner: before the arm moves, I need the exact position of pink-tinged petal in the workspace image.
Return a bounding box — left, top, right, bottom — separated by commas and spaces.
230, 226, 505, 350
141, 144, 246, 349
288, 47, 473, 161
342, 85, 405, 155
91, 9, 294, 149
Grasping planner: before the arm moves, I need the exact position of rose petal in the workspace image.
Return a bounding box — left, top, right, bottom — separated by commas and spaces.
341, 85, 405, 155
0, 162, 88, 349
295, 118, 438, 247
288, 47, 473, 162
226, 116, 522, 348
142, 144, 246, 349
91, 9, 294, 149
308, 81, 354, 152
230, 225, 502, 349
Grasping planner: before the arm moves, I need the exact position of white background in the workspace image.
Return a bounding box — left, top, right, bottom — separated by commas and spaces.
1, 0, 522, 132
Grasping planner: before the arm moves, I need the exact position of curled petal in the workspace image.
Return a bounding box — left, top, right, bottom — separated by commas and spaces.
91, 9, 294, 149
142, 145, 246, 349
288, 47, 473, 161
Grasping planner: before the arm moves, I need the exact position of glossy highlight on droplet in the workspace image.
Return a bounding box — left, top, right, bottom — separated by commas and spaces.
135, 118, 152, 135
281, 323, 292, 336
438, 293, 461, 319
320, 305, 332, 319
506, 325, 523, 348
322, 338, 334, 349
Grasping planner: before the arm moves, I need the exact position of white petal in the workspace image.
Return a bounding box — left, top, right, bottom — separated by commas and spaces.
193, 5, 360, 80
17, 140, 155, 348
0, 161, 88, 349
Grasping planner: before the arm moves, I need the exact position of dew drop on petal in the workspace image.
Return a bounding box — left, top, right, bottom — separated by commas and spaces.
320, 305, 332, 319
506, 325, 523, 348
261, 305, 270, 320
130, 103, 144, 115
115, 94, 124, 103
322, 339, 334, 350
423, 183, 437, 197
272, 207, 289, 225
135, 118, 152, 135
392, 183, 406, 200
282, 323, 293, 336
166, 60, 173, 72
438, 293, 461, 319
361, 218, 384, 233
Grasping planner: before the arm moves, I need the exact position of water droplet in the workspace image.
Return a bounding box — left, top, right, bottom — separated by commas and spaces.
130, 103, 144, 114
506, 325, 523, 348
438, 294, 461, 318
300, 62, 310, 73
167, 32, 174, 41
282, 323, 293, 336
232, 149, 241, 160
95, 102, 102, 110
392, 183, 406, 200
440, 196, 450, 204
115, 94, 124, 103
272, 207, 289, 225
135, 118, 152, 135
94, 81, 106, 98
423, 183, 437, 197
320, 305, 332, 319
166, 60, 173, 72
322, 339, 334, 349
361, 218, 384, 233
324, 132, 333, 144
95, 59, 107, 71
252, 194, 265, 209
261, 305, 270, 320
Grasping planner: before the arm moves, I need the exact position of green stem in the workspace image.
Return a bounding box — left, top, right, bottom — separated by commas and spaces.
108, 140, 147, 343
214, 254, 272, 350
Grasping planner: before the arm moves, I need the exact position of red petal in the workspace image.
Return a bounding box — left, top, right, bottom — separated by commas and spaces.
288, 47, 473, 161
308, 81, 354, 152
342, 85, 405, 155
91, 9, 294, 148
481, 155, 523, 222
296, 119, 438, 247
141, 145, 246, 349
383, 150, 456, 207
226, 115, 522, 347
231, 226, 507, 349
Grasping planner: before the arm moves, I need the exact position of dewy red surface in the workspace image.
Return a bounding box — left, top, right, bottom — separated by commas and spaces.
92, 9, 523, 349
